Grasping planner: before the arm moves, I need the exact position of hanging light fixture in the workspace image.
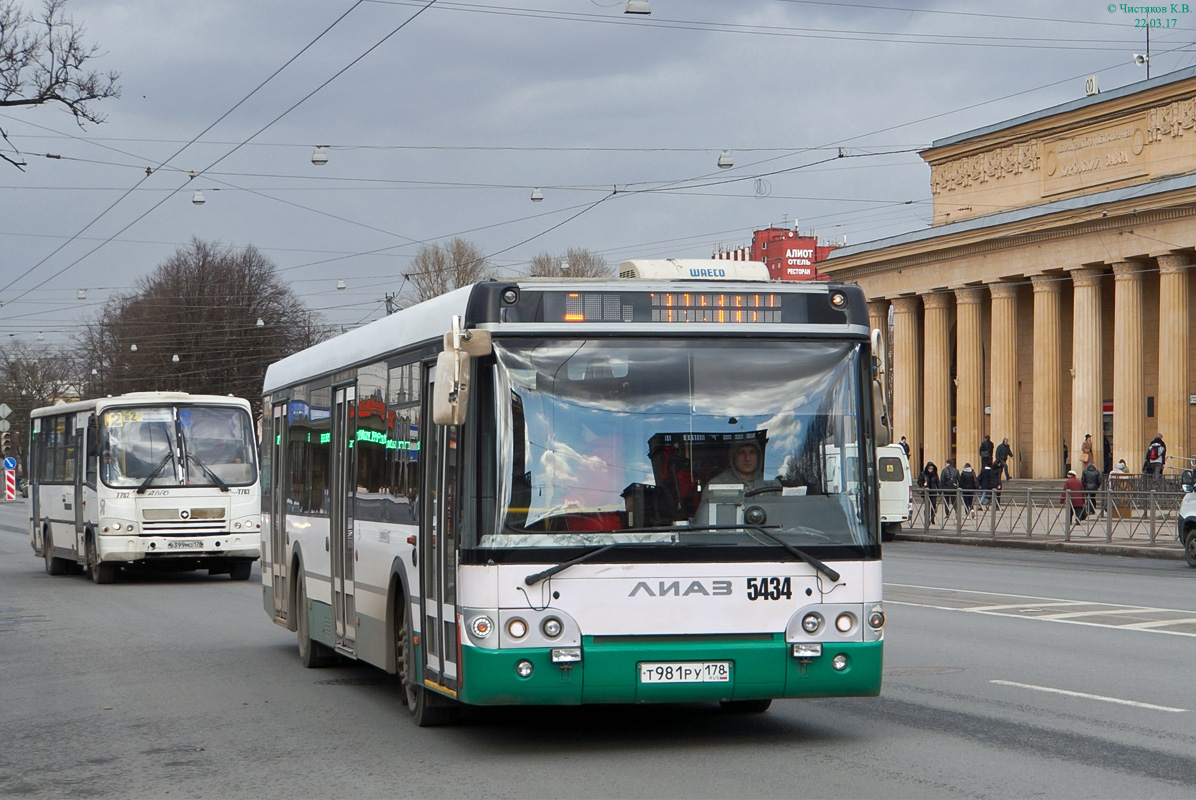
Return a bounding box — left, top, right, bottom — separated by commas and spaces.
625, 0, 650, 13
256, 318, 265, 327
717, 150, 734, 169
130, 344, 138, 352
192, 190, 206, 205
530, 187, 544, 202
77, 288, 87, 300
171, 354, 180, 363
337, 279, 346, 291
312, 146, 329, 166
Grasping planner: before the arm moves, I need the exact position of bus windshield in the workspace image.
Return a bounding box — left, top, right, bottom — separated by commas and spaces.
100, 405, 257, 489
488, 338, 869, 550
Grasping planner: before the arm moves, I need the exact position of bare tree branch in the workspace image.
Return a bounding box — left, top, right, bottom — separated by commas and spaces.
0, 0, 120, 140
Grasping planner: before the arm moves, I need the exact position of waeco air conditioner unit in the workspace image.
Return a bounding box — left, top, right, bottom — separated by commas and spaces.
618, 259, 771, 281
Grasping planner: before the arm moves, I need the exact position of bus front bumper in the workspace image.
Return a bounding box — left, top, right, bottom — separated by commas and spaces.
455, 636, 882, 706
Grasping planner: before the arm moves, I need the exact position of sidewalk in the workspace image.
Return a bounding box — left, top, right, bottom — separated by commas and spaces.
897, 482, 1187, 561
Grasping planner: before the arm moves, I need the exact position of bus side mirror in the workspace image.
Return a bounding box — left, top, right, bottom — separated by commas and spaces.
1183, 469, 1193, 493
431, 316, 492, 426
871, 328, 891, 447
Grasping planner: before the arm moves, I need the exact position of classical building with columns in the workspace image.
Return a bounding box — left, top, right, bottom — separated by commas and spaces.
821, 66, 1196, 479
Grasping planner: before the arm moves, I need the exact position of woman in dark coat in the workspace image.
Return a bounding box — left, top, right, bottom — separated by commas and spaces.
917, 461, 942, 525
958, 462, 978, 517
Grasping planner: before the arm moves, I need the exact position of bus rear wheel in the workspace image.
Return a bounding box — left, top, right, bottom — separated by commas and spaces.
86, 536, 118, 584
1186, 532, 1196, 568
43, 530, 67, 576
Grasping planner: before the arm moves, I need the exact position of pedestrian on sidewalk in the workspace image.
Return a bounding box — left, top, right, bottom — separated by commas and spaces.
1079, 433, 1094, 471
994, 437, 1013, 480
898, 436, 910, 458
1081, 461, 1102, 519
917, 461, 941, 525
940, 459, 960, 520
959, 463, 978, 517
979, 435, 994, 469
1061, 469, 1086, 522
1143, 434, 1166, 480
977, 463, 997, 510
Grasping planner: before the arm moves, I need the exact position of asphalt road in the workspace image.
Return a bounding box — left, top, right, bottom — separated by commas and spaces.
1, 499, 1193, 799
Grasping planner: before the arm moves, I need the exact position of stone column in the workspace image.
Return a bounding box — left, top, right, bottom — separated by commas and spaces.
891, 296, 922, 465
989, 283, 1019, 477
1069, 267, 1104, 472
922, 293, 952, 470
867, 299, 889, 345
1031, 275, 1063, 478
1157, 254, 1190, 473
1112, 261, 1145, 471
955, 287, 985, 472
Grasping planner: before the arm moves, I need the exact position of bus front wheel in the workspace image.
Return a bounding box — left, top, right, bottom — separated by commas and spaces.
229, 561, 252, 581
395, 592, 456, 727
86, 536, 117, 584
295, 574, 336, 668
720, 699, 772, 713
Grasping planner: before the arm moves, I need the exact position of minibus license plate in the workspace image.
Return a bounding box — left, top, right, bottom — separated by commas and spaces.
639, 661, 730, 684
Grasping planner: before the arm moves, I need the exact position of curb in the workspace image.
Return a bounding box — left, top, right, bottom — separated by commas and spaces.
894, 532, 1185, 561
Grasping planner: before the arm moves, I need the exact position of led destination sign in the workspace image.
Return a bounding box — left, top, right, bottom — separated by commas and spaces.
508, 289, 853, 326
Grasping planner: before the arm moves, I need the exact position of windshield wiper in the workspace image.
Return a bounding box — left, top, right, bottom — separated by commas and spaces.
524, 544, 616, 586
745, 525, 840, 583
186, 452, 229, 492
136, 453, 175, 494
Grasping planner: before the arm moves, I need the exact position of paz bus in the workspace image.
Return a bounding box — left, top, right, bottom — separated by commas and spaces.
29, 392, 261, 583
261, 259, 889, 725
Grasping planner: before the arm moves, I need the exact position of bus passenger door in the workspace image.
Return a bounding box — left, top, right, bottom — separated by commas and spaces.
73, 412, 88, 556
419, 367, 459, 692
270, 402, 288, 622
331, 385, 357, 655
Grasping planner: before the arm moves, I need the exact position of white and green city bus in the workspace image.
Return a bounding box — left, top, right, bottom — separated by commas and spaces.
261, 260, 888, 725
29, 392, 261, 583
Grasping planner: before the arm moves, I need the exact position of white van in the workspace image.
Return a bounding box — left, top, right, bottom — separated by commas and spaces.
877, 444, 912, 542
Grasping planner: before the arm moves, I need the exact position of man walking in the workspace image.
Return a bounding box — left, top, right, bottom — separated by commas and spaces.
994, 437, 1013, 480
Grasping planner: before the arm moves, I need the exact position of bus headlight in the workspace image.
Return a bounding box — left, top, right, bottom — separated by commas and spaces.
469, 615, 494, 639
515, 660, 534, 678
835, 612, 856, 633
541, 617, 563, 638
801, 612, 823, 633
832, 654, 850, 672
506, 618, 528, 640
551, 648, 581, 664
868, 609, 886, 629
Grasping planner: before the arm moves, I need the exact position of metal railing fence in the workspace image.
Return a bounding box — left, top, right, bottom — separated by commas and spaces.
909, 482, 1184, 545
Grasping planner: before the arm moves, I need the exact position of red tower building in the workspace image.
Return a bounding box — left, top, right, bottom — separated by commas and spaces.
712, 223, 840, 281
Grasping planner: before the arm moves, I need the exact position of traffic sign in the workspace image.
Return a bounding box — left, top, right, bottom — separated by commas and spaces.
3, 457, 15, 470
0, 403, 10, 418
0, 420, 9, 432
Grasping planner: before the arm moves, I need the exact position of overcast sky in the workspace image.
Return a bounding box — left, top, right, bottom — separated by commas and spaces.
0, 0, 1187, 344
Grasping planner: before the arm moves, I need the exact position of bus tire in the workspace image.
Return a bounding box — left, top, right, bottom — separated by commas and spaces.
881, 522, 900, 542
395, 591, 456, 727
1185, 531, 1196, 568
295, 573, 336, 668
719, 699, 772, 713
43, 530, 67, 576
86, 535, 118, 584
229, 561, 253, 581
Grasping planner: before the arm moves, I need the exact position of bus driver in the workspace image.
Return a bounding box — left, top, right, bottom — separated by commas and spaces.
710, 440, 774, 492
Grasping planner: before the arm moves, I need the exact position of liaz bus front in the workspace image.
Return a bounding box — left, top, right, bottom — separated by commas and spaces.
444, 261, 886, 710
89, 394, 261, 581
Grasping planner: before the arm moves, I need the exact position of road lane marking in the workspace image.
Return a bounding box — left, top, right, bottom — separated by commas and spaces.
990, 680, 1187, 713
886, 583, 1196, 638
